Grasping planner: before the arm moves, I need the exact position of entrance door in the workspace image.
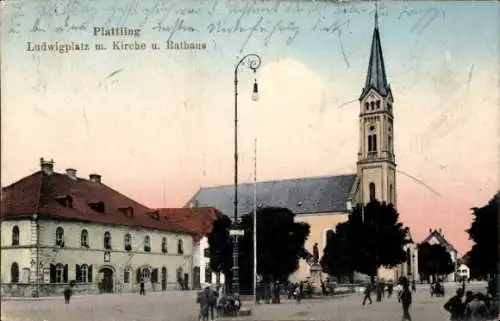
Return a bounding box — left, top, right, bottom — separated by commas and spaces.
183, 273, 189, 291
161, 267, 167, 291
193, 266, 200, 289
99, 267, 114, 293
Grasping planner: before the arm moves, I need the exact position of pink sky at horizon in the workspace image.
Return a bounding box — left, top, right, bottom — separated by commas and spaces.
1, 1, 499, 257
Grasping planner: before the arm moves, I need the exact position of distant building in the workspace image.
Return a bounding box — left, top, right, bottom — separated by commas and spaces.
421, 228, 459, 282
155, 207, 225, 289
456, 263, 470, 281
187, 10, 406, 283
0, 158, 214, 297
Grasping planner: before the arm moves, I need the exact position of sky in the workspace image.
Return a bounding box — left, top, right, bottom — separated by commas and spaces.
1, 0, 498, 255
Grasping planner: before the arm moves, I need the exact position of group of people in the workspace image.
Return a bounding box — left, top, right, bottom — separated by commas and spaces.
362, 277, 414, 320
444, 288, 499, 321
196, 286, 221, 321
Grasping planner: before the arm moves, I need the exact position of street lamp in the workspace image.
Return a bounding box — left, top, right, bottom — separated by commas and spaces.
233, 53, 262, 298
32, 213, 40, 297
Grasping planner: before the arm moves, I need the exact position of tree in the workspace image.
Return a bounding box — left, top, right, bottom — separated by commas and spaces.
206, 214, 233, 289
207, 207, 310, 294
322, 200, 411, 281
466, 193, 499, 279
417, 243, 454, 280
320, 226, 355, 281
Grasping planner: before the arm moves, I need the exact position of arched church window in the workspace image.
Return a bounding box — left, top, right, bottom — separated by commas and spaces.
369, 183, 376, 201
368, 134, 377, 152
376, 101, 380, 109
365, 102, 369, 111
370, 101, 375, 110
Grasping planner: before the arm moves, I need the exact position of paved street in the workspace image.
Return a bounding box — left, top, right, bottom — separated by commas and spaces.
1, 282, 488, 321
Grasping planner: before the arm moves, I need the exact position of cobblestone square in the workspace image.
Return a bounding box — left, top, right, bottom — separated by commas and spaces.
1, 283, 488, 321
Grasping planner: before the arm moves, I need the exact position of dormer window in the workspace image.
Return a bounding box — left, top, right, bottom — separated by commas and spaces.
147, 211, 160, 220
119, 206, 134, 217
376, 101, 380, 109
364, 102, 369, 111
89, 202, 105, 213
56, 195, 73, 208
370, 101, 375, 110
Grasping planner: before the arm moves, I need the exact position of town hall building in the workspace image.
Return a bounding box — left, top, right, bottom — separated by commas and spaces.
187, 11, 416, 282
0, 158, 219, 297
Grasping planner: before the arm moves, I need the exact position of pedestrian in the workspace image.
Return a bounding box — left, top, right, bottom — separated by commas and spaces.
196, 288, 209, 321
444, 288, 465, 321
294, 283, 302, 303
216, 286, 224, 317
376, 281, 383, 302
387, 282, 394, 298
411, 280, 416, 293
207, 286, 218, 321
362, 282, 373, 305
139, 278, 145, 295
396, 282, 403, 302
63, 284, 72, 304
464, 292, 488, 321
400, 280, 412, 321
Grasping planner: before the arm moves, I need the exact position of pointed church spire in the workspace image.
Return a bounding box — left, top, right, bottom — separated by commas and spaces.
360, 3, 389, 99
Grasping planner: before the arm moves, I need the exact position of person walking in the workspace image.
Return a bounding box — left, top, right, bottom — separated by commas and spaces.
362, 282, 373, 305
444, 289, 465, 321
207, 286, 218, 321
196, 288, 209, 321
63, 284, 72, 304
294, 283, 302, 303
139, 278, 145, 296
400, 279, 412, 321
464, 292, 488, 321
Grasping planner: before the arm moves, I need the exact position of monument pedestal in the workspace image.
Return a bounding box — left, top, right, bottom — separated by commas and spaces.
309, 263, 322, 293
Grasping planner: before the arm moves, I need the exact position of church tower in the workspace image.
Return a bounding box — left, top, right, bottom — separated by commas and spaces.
357, 9, 397, 207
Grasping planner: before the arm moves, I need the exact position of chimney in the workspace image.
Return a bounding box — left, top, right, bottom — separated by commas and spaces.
89, 173, 101, 183
40, 157, 54, 175
65, 168, 77, 180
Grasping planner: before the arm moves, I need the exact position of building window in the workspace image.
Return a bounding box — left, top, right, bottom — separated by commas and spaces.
176, 267, 183, 283
370, 101, 375, 110
144, 235, 151, 252
388, 103, 392, 113
364, 102, 369, 111
12, 226, 20, 246
368, 134, 377, 152
140, 267, 151, 281
51, 263, 67, 283
11, 262, 19, 283
205, 265, 212, 283
55, 227, 65, 246
89, 201, 105, 213
376, 100, 380, 109
104, 231, 112, 250
56, 195, 73, 208
161, 237, 168, 253
388, 135, 393, 152
177, 239, 184, 254
369, 182, 376, 201
124, 233, 132, 251
81, 229, 89, 248
76, 264, 92, 283
389, 184, 393, 204
204, 248, 210, 258
124, 268, 130, 283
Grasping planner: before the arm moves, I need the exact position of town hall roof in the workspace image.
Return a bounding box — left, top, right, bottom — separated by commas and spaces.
1, 159, 216, 236
155, 207, 220, 242
186, 174, 357, 217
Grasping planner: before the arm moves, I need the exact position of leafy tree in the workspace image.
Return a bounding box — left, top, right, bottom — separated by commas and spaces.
417, 243, 454, 280
320, 227, 355, 281
322, 200, 411, 281
466, 193, 499, 279
206, 214, 233, 288
207, 207, 310, 294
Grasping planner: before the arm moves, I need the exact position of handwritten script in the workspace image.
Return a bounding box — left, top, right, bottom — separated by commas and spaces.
3, 0, 444, 53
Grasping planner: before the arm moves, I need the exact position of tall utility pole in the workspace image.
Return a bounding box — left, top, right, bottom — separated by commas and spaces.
232, 53, 262, 298
253, 138, 258, 305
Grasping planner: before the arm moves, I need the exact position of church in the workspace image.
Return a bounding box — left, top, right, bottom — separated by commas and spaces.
187, 11, 414, 282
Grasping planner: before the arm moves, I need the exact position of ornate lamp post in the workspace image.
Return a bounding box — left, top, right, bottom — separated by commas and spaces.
232, 53, 262, 297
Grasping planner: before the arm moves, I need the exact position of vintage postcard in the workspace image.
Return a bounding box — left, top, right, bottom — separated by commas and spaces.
1, 0, 498, 320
